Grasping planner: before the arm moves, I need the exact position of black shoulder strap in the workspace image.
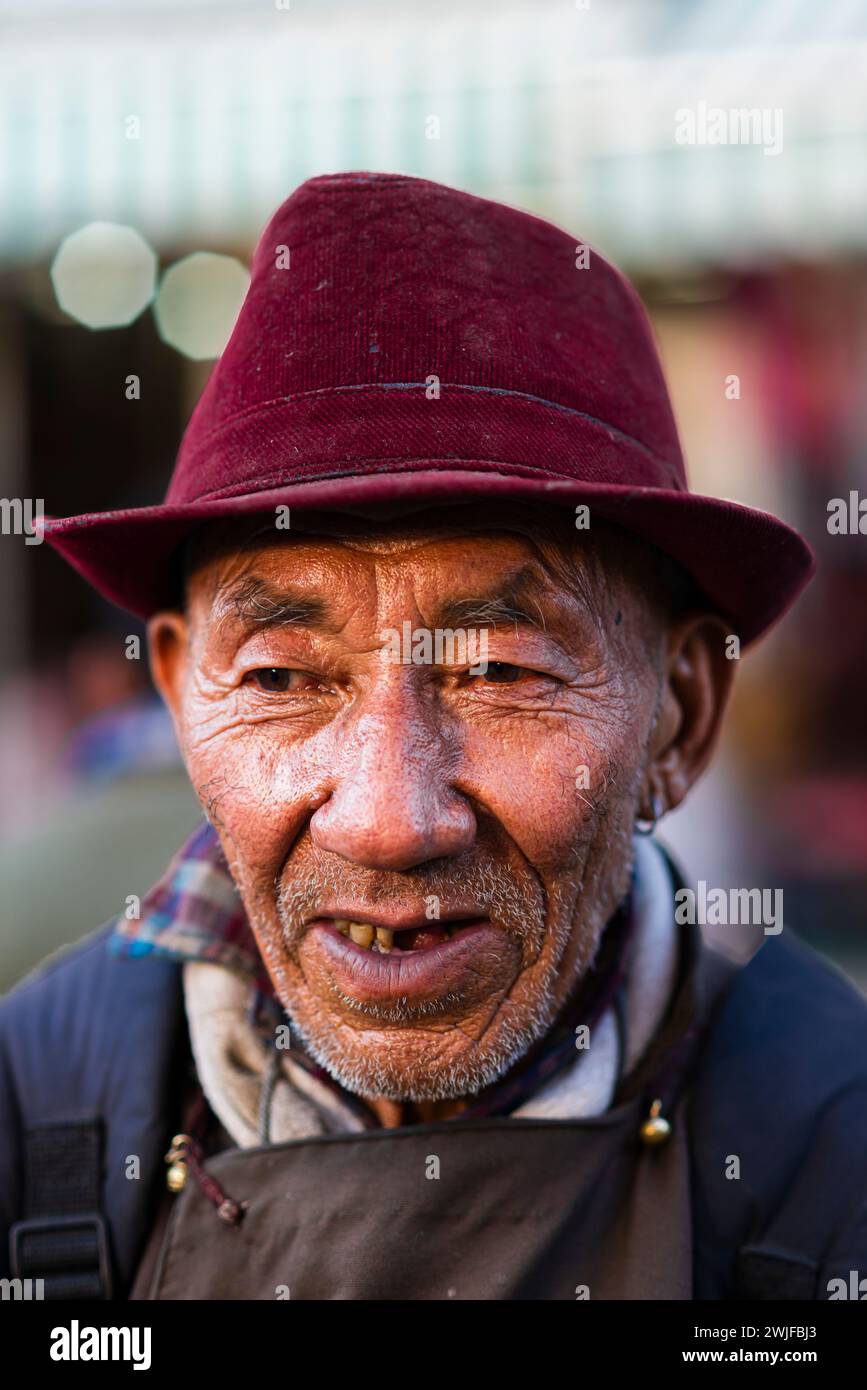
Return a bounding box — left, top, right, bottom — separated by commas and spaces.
2, 924, 187, 1300
10, 1121, 112, 1299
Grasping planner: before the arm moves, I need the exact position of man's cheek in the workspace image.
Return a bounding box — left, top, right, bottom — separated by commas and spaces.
184, 730, 305, 862
555, 707, 646, 810
472, 722, 640, 866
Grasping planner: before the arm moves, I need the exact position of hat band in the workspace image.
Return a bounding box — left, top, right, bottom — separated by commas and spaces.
169, 383, 685, 505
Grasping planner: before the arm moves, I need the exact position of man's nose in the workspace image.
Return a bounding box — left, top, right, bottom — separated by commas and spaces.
309, 700, 477, 872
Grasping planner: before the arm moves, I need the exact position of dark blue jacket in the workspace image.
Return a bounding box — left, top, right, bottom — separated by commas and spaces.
2, 923, 867, 1299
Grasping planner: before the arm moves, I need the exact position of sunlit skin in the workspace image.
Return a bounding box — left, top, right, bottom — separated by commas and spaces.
149, 504, 733, 1127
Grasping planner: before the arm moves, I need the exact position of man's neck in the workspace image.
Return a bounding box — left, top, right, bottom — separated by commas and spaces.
366, 1096, 474, 1127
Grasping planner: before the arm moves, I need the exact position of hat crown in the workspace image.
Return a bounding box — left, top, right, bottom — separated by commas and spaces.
169, 171, 685, 505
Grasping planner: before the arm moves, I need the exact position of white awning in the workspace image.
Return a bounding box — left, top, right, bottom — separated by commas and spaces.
1, 0, 865, 268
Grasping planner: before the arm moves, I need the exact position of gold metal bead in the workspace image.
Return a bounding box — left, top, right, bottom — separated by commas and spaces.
165, 1132, 194, 1192
166, 1161, 188, 1193
639, 1098, 672, 1146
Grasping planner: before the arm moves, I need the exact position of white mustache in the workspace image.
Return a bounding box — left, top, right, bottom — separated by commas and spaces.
275, 857, 547, 951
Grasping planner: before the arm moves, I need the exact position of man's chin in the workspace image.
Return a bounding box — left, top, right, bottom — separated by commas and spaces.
287, 1001, 554, 1105
302, 1044, 515, 1105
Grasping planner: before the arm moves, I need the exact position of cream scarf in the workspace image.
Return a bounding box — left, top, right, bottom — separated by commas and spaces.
183, 836, 679, 1147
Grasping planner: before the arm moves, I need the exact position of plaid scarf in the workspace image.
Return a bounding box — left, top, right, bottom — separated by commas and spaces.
110, 820, 637, 1126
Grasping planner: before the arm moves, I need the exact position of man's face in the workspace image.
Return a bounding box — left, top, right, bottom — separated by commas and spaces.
154, 509, 672, 1102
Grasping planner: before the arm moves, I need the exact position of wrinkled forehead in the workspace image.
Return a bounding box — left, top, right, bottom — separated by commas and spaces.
176, 502, 683, 669
187, 500, 575, 558
182, 501, 637, 589
180, 502, 635, 622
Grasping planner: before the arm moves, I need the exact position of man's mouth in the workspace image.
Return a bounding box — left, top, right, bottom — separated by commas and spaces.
326, 917, 479, 953
300, 912, 514, 1008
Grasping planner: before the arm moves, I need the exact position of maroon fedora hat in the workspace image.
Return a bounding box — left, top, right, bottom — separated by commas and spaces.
43, 170, 813, 645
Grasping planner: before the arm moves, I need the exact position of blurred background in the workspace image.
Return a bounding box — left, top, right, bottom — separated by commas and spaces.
1, 0, 865, 992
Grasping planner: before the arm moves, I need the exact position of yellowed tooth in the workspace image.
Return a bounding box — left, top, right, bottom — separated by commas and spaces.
335, 921, 351, 937
375, 927, 394, 951
349, 922, 375, 948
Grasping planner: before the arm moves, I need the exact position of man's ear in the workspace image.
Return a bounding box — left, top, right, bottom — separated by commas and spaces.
147, 611, 191, 737
647, 612, 737, 815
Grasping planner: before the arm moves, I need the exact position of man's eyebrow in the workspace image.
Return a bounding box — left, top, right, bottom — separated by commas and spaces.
214, 568, 565, 635
434, 570, 552, 632
213, 577, 334, 633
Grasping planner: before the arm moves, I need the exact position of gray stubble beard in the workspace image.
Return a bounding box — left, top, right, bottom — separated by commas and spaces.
256, 830, 635, 1104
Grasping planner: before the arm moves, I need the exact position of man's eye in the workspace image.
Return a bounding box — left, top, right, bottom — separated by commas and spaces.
480, 662, 524, 684
250, 668, 306, 692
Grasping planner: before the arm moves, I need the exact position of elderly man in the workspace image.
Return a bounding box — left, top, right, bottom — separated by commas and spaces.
3, 173, 866, 1303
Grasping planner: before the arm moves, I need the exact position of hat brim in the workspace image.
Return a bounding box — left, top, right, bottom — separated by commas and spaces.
41, 467, 814, 647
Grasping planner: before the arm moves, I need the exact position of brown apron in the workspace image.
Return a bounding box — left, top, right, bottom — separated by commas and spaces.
136, 926, 735, 1301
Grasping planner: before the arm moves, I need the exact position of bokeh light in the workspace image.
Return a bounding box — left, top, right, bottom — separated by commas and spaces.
153, 252, 250, 360
50, 222, 157, 329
